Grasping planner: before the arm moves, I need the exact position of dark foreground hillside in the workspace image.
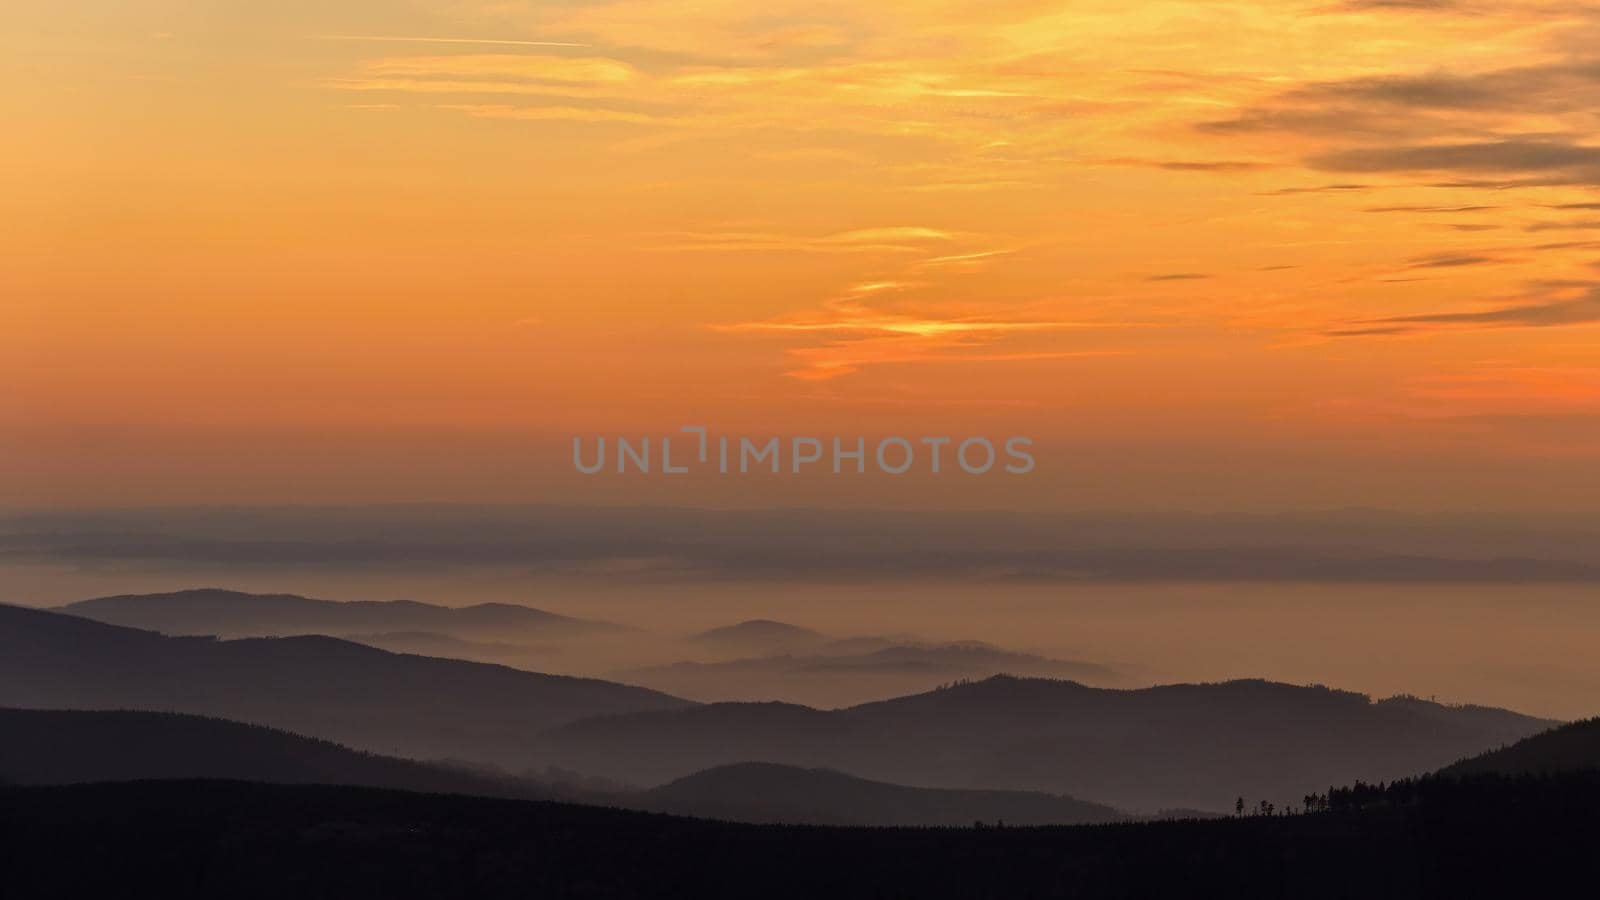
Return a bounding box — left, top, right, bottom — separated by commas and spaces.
2, 774, 1597, 900
1440, 716, 1600, 777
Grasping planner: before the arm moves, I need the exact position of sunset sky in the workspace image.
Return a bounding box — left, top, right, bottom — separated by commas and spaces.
7, 0, 1600, 509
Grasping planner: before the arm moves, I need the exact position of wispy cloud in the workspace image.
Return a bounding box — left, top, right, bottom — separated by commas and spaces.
718, 270, 1133, 379
324, 54, 640, 106
1404, 251, 1507, 269
915, 249, 1014, 269
1366, 205, 1499, 213
313, 35, 591, 48
648, 226, 957, 254
1107, 157, 1277, 173
1259, 183, 1374, 195
358, 55, 633, 82
436, 104, 659, 124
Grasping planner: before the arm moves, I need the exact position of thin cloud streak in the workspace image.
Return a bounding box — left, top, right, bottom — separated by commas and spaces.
648, 227, 958, 255
313, 35, 592, 48
719, 288, 1141, 379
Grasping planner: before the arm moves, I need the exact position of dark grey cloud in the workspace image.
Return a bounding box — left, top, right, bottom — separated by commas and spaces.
1337, 284, 1600, 333
1145, 272, 1210, 281
1405, 252, 1504, 268
1307, 74, 1516, 111
1310, 140, 1600, 176
1199, 108, 1411, 137
1525, 219, 1600, 231
1201, 56, 1600, 195
1207, 59, 1600, 138
1378, 292, 1600, 326
1300, 64, 1600, 114
1529, 239, 1600, 251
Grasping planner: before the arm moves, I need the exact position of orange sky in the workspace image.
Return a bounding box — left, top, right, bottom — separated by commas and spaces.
5, 0, 1600, 509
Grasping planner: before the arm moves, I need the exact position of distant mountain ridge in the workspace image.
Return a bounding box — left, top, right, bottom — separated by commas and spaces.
617, 641, 1120, 707
59, 588, 622, 637
0, 602, 688, 767
542, 675, 1556, 812
1, 599, 1561, 815
687, 619, 828, 651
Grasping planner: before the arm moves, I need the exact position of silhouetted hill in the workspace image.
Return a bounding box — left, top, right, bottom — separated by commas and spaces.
805, 643, 1113, 679
636, 762, 1123, 826
59, 588, 621, 637
340, 630, 549, 664
687, 619, 827, 652
617, 642, 1119, 707
0, 707, 1120, 827
0, 708, 558, 799
4, 772, 1598, 899
542, 676, 1554, 811
1439, 716, 1600, 777
0, 602, 689, 766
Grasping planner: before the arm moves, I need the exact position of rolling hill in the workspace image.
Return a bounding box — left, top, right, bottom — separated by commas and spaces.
617, 642, 1120, 707
58, 588, 622, 638
0, 707, 555, 799
540, 675, 1555, 812
0, 602, 689, 767
2, 599, 1562, 815
0, 707, 1126, 826
687, 619, 829, 653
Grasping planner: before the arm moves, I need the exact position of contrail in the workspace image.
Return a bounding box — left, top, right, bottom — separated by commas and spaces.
314, 35, 591, 48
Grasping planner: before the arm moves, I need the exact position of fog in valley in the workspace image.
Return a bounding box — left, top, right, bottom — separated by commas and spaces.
5, 561, 1596, 720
